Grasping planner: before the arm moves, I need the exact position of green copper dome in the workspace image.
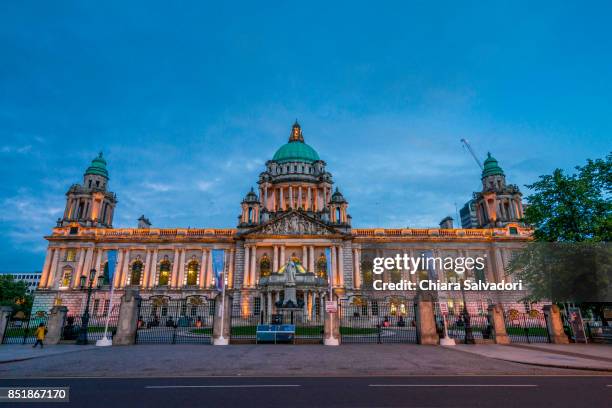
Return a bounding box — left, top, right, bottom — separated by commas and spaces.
272, 121, 321, 163
272, 141, 320, 163
85, 152, 109, 178
482, 152, 504, 178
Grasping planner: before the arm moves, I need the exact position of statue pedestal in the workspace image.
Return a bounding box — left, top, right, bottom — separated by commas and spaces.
284, 286, 297, 306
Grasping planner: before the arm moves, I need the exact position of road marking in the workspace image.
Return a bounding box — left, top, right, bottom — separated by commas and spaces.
369, 384, 538, 387
145, 385, 301, 389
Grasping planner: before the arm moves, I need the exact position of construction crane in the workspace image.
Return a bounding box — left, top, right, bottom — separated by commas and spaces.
460, 138, 483, 170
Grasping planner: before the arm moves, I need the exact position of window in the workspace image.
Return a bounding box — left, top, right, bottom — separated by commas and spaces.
509, 227, 518, 235
158, 258, 171, 286
361, 258, 373, 288
130, 260, 143, 285
186, 260, 198, 286
259, 254, 271, 277
60, 267, 72, 288
93, 299, 100, 316
103, 299, 110, 315
69, 227, 79, 235
316, 253, 327, 278
65, 249, 77, 262
372, 301, 379, 316
254, 297, 261, 315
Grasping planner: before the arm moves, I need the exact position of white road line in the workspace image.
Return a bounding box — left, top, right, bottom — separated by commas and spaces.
369, 384, 538, 387
145, 385, 301, 389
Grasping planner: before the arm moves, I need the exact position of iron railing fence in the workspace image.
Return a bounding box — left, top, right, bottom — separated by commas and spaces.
135, 297, 215, 344
339, 299, 417, 344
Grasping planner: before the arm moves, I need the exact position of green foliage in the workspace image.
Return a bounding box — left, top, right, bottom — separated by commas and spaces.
523, 153, 611, 242
0, 274, 33, 315
510, 154, 612, 302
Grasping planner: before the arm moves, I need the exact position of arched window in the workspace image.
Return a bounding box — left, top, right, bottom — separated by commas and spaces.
158, 258, 171, 286
316, 253, 327, 279
259, 254, 271, 277
248, 207, 253, 223
390, 269, 401, 283
60, 266, 73, 288
362, 258, 373, 288
335, 207, 341, 222
130, 260, 143, 285
186, 260, 198, 286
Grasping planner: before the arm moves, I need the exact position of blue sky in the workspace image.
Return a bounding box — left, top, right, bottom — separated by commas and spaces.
1, 1, 611, 271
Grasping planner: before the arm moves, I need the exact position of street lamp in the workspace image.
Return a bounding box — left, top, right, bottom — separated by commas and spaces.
459, 277, 475, 344
76, 268, 103, 345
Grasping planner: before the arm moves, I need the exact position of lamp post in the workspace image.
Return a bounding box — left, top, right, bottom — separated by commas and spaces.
76, 268, 103, 345
459, 278, 475, 344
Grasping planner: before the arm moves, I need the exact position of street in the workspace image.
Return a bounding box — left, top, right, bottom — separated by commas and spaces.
1, 375, 611, 407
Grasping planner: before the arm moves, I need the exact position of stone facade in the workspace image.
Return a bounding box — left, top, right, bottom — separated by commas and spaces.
32, 121, 534, 318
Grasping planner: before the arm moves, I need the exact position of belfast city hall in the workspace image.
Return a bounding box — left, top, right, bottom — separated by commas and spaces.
31, 121, 536, 344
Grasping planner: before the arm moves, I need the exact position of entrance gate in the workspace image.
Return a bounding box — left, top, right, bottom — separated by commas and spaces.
135, 297, 215, 344
2, 312, 49, 344
229, 299, 324, 344
503, 307, 550, 343
339, 299, 417, 344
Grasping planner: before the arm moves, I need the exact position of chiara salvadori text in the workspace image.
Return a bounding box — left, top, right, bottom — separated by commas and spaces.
373, 279, 523, 291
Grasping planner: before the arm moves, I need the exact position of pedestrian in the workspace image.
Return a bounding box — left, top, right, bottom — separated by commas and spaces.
32, 323, 47, 348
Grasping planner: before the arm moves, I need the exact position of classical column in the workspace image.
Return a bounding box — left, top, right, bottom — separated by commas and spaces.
298, 186, 302, 208
302, 245, 308, 270
171, 249, 180, 288
243, 246, 250, 288
142, 250, 151, 288
353, 248, 361, 289
309, 246, 315, 272
205, 249, 213, 288
47, 249, 60, 289
148, 249, 158, 288
120, 249, 130, 287
113, 250, 124, 289
493, 247, 504, 283
307, 187, 312, 211
280, 246, 286, 266
273, 188, 277, 211
337, 245, 344, 287
267, 291, 272, 321
289, 186, 293, 208
250, 246, 257, 287
330, 246, 337, 286
280, 188, 284, 210
178, 249, 186, 287
94, 249, 103, 279
39, 248, 53, 288
273, 246, 279, 272
198, 248, 212, 289
227, 248, 235, 288
72, 249, 86, 289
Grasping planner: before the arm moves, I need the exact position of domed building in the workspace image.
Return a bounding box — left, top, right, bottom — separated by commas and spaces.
32, 121, 533, 344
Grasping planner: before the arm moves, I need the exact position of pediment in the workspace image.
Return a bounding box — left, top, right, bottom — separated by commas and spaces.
242, 211, 340, 236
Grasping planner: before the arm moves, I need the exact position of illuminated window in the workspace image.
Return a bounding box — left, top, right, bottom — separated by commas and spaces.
158, 258, 171, 286
65, 249, 77, 262
130, 260, 143, 285
259, 254, 271, 277
60, 267, 72, 288
316, 253, 327, 278
186, 260, 198, 286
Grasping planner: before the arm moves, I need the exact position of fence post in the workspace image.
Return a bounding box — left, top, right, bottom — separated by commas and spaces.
324, 299, 340, 346
213, 293, 233, 345
416, 293, 439, 345
46, 306, 68, 345
114, 288, 141, 345
543, 305, 570, 344
487, 304, 510, 345
0, 306, 13, 344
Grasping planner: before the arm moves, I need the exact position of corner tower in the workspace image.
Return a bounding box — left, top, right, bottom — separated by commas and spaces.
58, 153, 118, 228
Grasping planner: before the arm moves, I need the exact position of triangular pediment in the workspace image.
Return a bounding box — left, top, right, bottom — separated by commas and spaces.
241, 210, 341, 236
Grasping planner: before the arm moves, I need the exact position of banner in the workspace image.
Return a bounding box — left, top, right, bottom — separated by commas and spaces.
212, 249, 226, 291
325, 247, 332, 286
106, 250, 118, 283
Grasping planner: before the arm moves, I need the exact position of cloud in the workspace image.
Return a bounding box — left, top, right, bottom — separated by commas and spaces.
1, 145, 32, 154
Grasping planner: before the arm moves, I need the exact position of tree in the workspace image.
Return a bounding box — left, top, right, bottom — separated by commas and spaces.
523, 153, 611, 242
509, 154, 612, 303
0, 274, 33, 316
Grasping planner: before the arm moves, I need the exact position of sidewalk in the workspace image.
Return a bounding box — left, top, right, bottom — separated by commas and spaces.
0, 344, 608, 378
0, 344, 96, 364
451, 343, 612, 372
